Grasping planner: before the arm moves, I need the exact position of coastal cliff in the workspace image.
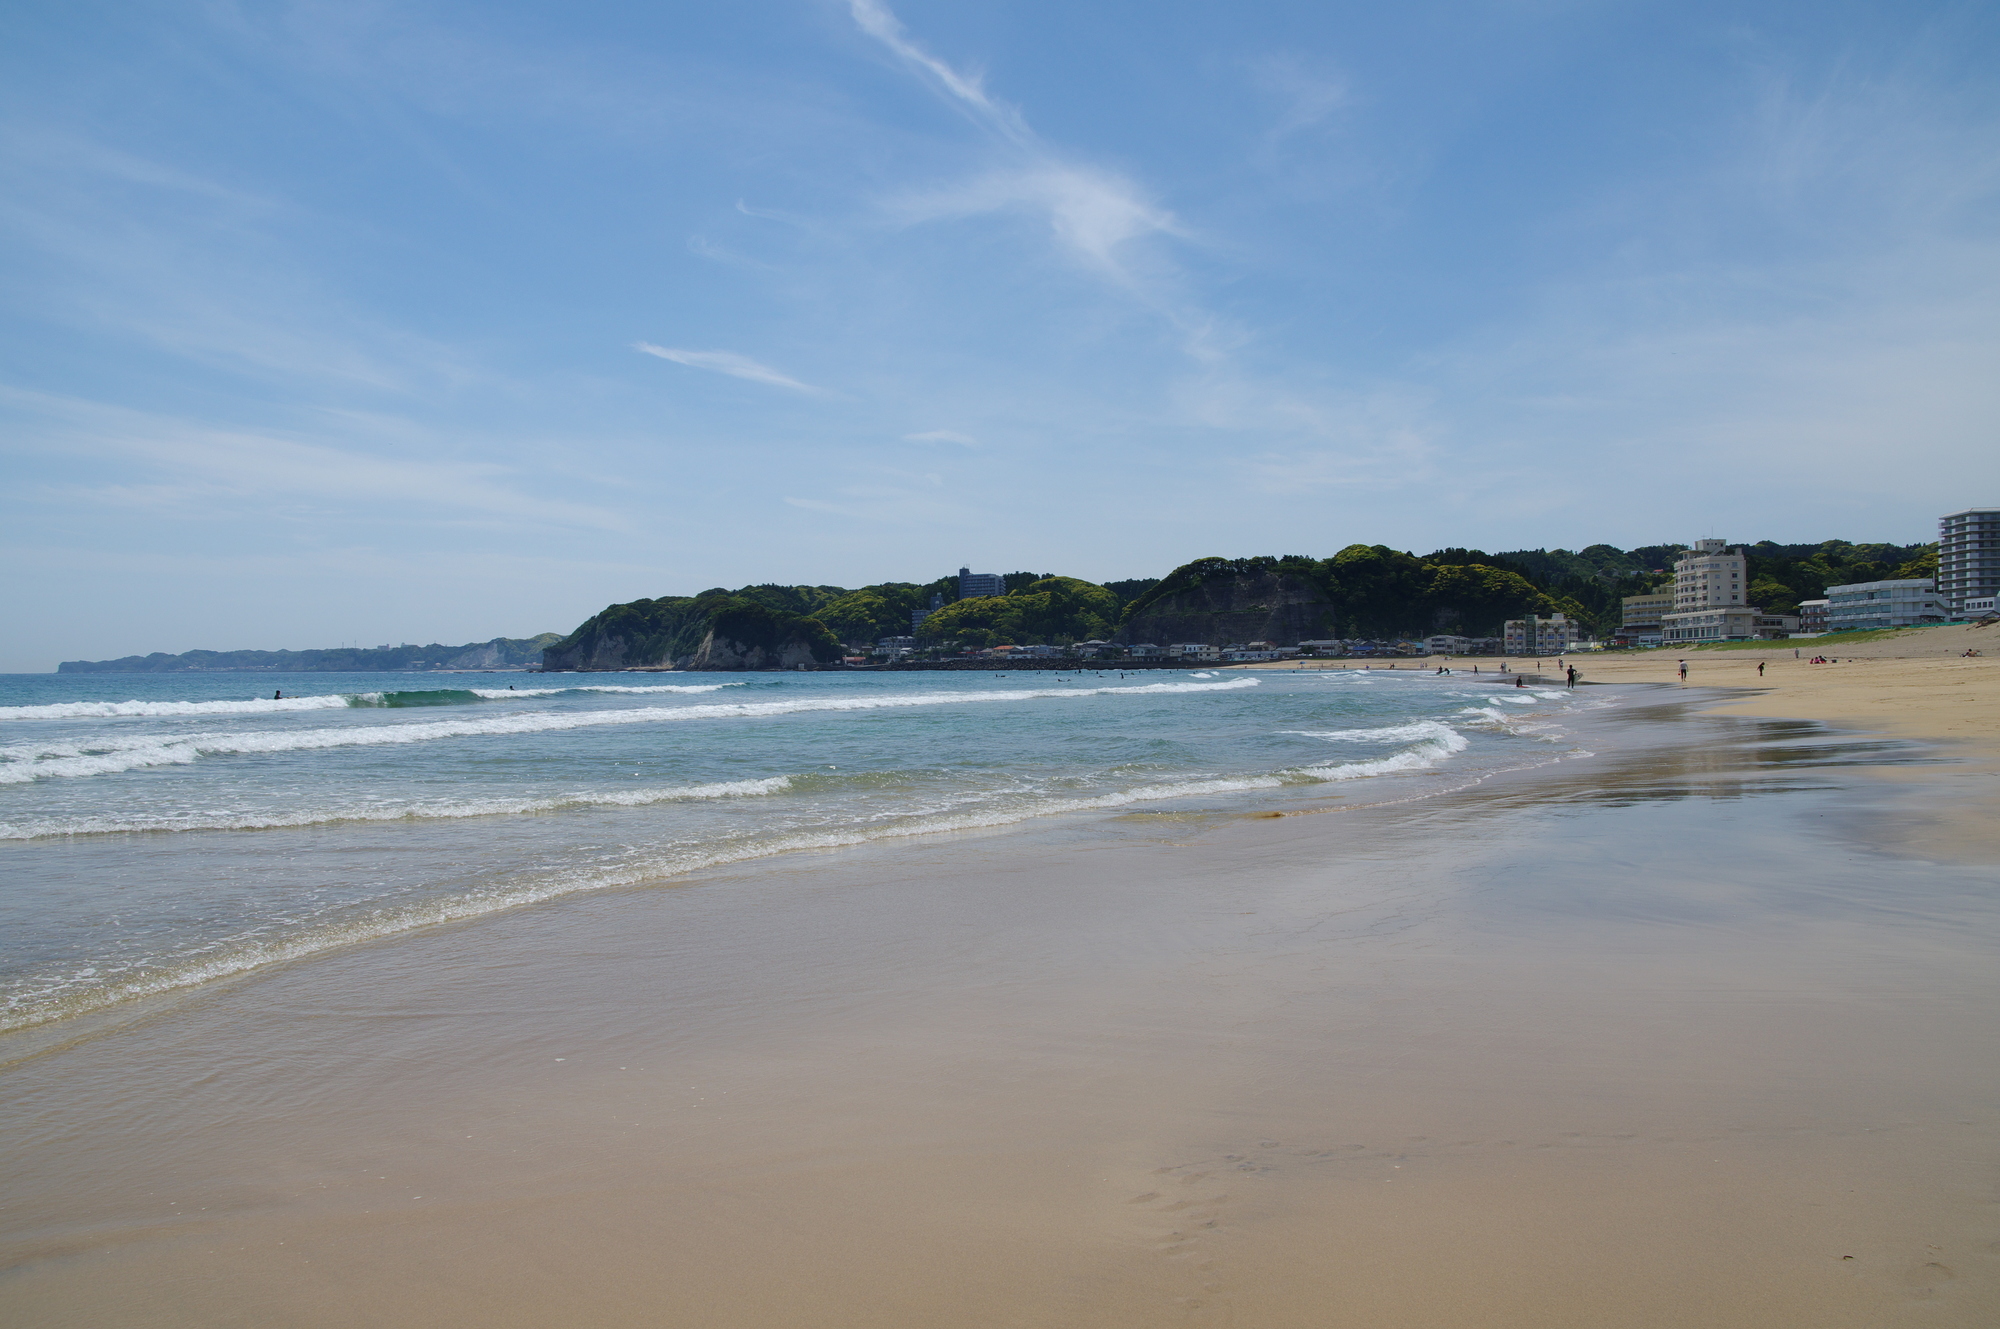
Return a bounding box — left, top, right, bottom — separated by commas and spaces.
1115, 558, 1337, 645
541, 593, 842, 671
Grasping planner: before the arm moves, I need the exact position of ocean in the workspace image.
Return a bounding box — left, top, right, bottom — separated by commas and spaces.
0, 665, 1592, 1034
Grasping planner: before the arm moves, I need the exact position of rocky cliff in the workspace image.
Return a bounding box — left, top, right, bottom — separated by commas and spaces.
541, 594, 842, 671
1114, 560, 1336, 646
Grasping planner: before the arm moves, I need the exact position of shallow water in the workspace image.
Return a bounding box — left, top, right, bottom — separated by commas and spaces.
0, 666, 1591, 1030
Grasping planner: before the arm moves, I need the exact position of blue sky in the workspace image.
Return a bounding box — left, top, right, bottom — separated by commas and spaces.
4, 0, 1996, 668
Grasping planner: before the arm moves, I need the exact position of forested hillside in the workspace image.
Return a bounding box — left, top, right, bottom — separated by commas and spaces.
541, 535, 1943, 667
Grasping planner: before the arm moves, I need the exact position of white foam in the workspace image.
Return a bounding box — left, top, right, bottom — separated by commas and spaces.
0, 777, 793, 840
0, 694, 365, 720
1283, 720, 1463, 745
467, 684, 744, 698
0, 678, 1260, 784
1294, 724, 1469, 780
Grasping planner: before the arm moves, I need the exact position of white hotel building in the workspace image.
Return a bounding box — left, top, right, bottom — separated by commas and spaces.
1661, 539, 1773, 643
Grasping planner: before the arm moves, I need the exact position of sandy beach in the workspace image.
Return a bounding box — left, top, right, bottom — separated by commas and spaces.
4, 644, 1998, 1327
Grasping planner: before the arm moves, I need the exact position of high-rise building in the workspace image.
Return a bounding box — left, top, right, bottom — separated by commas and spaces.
1661, 539, 1763, 643
1939, 508, 2000, 616
1672, 539, 1747, 611
957, 567, 1006, 599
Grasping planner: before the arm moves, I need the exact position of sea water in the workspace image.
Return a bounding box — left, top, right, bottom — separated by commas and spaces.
0, 666, 1591, 1031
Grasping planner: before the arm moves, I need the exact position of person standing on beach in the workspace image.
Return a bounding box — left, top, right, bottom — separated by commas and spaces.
1757, 662, 1765, 677
1678, 660, 1688, 681
1566, 665, 1577, 688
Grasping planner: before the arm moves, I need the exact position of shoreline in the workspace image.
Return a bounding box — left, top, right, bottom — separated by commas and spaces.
3, 672, 1997, 1325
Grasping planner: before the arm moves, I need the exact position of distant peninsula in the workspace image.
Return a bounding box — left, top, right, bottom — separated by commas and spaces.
57, 635, 562, 674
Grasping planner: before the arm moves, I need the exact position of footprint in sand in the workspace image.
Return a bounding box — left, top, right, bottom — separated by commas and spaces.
1904, 1262, 1955, 1299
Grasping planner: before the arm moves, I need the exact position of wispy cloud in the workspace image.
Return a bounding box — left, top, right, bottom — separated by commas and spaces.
846, 0, 1030, 146
849, 1, 1180, 282
902, 429, 978, 447
0, 387, 625, 531
634, 343, 818, 393
893, 166, 1182, 278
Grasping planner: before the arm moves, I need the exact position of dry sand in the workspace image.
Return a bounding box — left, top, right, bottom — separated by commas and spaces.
4, 651, 1998, 1327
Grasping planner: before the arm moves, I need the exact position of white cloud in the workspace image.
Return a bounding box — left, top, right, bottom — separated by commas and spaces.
892, 165, 1181, 279
903, 429, 979, 447
0, 387, 626, 531
850, 2, 1181, 282
846, 0, 1030, 146
633, 343, 818, 393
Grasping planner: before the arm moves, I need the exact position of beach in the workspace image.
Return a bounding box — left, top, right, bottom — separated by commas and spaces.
3, 647, 1998, 1326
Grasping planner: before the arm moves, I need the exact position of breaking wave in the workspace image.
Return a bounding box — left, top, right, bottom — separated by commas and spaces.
0, 682, 747, 721
0, 678, 1259, 784
0, 776, 794, 840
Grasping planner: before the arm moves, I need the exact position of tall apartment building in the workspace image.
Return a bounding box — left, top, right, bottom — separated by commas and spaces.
1939, 508, 2000, 616
1662, 539, 1759, 643
957, 566, 1006, 599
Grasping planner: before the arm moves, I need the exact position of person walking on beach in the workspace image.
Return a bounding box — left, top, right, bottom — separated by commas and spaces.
1757, 662, 1764, 677
1678, 659, 1687, 681
1566, 665, 1577, 689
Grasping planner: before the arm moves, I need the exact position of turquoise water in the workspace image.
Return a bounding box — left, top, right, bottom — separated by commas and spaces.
0, 666, 1591, 1030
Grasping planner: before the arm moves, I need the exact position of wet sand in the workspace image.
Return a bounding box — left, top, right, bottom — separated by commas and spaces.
3, 688, 1998, 1326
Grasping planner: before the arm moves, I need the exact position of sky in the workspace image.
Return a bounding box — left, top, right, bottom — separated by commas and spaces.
3, 0, 1997, 669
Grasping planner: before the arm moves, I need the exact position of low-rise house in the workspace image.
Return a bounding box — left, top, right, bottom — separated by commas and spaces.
1125, 643, 1166, 658
1964, 595, 1996, 620
1174, 643, 1221, 661
1296, 639, 1344, 655
1753, 613, 1801, 639
1795, 600, 1829, 634
1824, 580, 1949, 633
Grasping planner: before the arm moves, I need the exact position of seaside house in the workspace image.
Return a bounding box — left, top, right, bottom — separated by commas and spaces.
1174, 643, 1222, 661
1125, 643, 1166, 658
1754, 612, 1802, 638
1964, 595, 1996, 620
1423, 634, 1472, 655
1796, 599, 1829, 634
1502, 613, 1582, 655
1823, 579, 1950, 633
1939, 508, 2000, 617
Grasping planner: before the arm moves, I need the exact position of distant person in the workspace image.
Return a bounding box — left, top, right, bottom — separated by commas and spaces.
1514, 675, 1525, 688
1757, 662, 1765, 677
1566, 665, 1577, 689
1678, 660, 1687, 681
273, 690, 282, 699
